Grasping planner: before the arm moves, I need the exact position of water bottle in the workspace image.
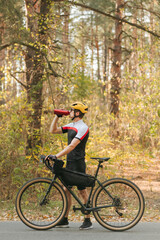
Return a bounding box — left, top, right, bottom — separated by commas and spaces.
54, 109, 70, 117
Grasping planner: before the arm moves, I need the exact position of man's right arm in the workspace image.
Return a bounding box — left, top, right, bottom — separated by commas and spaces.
49, 115, 62, 134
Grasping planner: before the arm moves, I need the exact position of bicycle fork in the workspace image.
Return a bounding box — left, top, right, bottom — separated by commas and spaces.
40, 176, 57, 206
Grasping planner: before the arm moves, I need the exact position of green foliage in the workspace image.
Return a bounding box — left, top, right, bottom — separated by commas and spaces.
70, 71, 96, 100
0, 0, 25, 40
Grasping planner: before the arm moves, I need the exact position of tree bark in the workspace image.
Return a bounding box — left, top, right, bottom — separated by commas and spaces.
110, 0, 123, 117
62, 6, 70, 73
90, 14, 94, 80
25, 0, 51, 156
81, 10, 85, 74
95, 23, 101, 81
0, 18, 5, 104
102, 23, 108, 102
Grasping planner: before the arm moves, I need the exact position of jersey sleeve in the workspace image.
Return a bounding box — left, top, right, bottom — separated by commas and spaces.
75, 125, 89, 141
61, 123, 70, 133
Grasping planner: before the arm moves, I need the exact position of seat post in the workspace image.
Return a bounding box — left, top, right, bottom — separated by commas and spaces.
94, 161, 103, 179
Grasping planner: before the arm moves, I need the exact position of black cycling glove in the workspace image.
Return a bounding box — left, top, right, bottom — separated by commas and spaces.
56, 114, 63, 118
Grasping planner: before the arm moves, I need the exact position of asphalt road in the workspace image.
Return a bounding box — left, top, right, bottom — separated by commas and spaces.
0, 221, 160, 240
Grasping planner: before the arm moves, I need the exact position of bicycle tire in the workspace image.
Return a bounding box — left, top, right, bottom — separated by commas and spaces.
92, 178, 145, 231
15, 178, 67, 230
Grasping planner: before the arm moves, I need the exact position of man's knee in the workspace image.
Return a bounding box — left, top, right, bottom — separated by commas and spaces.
79, 189, 87, 198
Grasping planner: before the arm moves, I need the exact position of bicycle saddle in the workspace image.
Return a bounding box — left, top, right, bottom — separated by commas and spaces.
91, 157, 110, 162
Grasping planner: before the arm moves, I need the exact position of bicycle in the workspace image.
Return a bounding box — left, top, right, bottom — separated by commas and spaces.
15, 156, 145, 231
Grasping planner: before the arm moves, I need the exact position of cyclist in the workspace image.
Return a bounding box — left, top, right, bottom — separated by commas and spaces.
48, 102, 92, 230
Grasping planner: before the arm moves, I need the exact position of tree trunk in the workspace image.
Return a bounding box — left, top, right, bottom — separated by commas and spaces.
149, 1, 155, 75
81, 10, 85, 74
0, 18, 5, 105
25, 0, 51, 156
132, 11, 138, 91
110, 0, 123, 117
102, 23, 108, 102
90, 14, 94, 80
95, 23, 101, 81
63, 6, 70, 73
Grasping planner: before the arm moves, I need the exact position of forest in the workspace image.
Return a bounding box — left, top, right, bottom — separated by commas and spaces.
0, 0, 160, 220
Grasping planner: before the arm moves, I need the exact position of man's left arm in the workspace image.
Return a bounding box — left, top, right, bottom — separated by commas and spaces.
56, 138, 80, 159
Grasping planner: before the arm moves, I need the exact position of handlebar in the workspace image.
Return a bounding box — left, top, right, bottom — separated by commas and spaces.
40, 155, 64, 172
40, 155, 55, 171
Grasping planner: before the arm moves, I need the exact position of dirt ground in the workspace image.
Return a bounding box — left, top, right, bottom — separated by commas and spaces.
113, 157, 160, 222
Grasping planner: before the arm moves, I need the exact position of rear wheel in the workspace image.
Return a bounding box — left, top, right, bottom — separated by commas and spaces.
16, 178, 67, 230
92, 178, 145, 231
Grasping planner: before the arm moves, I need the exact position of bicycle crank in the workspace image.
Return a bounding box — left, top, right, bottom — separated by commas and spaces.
73, 205, 92, 215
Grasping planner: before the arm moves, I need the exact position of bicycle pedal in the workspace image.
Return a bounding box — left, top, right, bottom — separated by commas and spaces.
73, 206, 81, 212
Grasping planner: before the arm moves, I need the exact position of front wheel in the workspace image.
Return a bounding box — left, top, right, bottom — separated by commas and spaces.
15, 178, 67, 230
92, 178, 145, 231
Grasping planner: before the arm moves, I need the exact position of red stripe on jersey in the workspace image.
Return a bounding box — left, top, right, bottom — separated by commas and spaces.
62, 126, 78, 133
80, 128, 89, 140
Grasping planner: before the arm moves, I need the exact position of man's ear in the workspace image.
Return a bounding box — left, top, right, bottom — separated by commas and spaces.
75, 111, 80, 117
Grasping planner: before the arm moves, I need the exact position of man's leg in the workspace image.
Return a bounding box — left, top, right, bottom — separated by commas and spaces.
64, 187, 72, 217
79, 189, 93, 229
79, 189, 90, 218
55, 187, 71, 227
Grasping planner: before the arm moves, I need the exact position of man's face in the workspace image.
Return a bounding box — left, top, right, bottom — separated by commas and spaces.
70, 108, 75, 119
70, 109, 79, 119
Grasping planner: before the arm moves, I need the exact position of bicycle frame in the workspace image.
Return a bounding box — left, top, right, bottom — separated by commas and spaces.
59, 176, 115, 213
41, 159, 115, 213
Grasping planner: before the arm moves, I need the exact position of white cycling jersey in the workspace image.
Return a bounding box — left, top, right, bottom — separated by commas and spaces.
61, 120, 89, 161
